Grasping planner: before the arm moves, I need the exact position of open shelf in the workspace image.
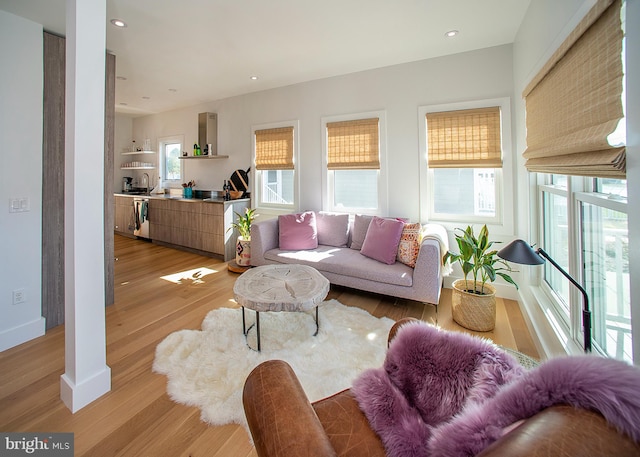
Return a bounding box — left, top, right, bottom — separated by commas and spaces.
179, 155, 229, 159
122, 150, 156, 155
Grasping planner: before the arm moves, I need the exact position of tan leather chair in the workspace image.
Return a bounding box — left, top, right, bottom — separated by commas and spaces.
243, 318, 640, 457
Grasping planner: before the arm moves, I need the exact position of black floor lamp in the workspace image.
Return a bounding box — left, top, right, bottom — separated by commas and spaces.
497, 239, 592, 353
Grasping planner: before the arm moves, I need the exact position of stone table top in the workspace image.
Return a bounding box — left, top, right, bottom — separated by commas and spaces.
233, 264, 330, 312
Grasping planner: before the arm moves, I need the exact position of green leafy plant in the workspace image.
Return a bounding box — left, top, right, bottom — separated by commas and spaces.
227, 208, 257, 239
443, 224, 518, 294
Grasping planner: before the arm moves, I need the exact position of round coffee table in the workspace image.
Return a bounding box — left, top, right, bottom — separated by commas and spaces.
233, 264, 330, 351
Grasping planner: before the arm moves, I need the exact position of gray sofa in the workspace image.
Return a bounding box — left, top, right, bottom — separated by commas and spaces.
250, 213, 448, 306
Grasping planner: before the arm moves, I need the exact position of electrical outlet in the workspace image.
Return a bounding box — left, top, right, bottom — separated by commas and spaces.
12, 289, 26, 305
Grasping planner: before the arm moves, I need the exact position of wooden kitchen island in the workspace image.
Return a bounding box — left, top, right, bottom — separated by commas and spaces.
114, 193, 249, 261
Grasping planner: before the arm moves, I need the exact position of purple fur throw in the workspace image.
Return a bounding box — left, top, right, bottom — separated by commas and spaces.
352, 322, 525, 456
352, 321, 640, 457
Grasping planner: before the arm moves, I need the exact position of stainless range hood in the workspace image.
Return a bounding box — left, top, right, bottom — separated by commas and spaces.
198, 112, 218, 155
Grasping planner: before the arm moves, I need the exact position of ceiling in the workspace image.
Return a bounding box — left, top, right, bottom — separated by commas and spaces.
1, 0, 531, 117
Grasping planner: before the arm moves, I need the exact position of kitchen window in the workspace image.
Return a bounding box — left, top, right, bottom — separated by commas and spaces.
418, 98, 513, 233
158, 135, 184, 187
253, 122, 298, 210
322, 112, 387, 215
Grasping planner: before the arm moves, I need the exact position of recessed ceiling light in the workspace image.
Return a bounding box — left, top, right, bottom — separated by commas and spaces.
116, 76, 127, 81
110, 19, 127, 28
445, 30, 459, 37
250, 76, 259, 80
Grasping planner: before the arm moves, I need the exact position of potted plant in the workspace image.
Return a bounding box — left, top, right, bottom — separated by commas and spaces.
443, 225, 517, 331
228, 208, 257, 267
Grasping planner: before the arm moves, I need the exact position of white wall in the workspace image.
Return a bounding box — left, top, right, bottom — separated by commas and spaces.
0, 11, 45, 351
624, 0, 640, 364
132, 44, 514, 222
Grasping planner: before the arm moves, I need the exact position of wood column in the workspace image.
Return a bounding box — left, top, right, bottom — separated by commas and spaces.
42, 35, 115, 329
42, 32, 66, 329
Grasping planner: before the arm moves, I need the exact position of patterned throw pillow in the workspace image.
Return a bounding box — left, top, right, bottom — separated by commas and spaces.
397, 222, 422, 268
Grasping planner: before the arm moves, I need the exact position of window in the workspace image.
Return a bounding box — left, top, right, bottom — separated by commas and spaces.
322, 112, 387, 214
540, 176, 630, 363
158, 135, 183, 187
528, 0, 630, 362
253, 122, 297, 210
419, 98, 512, 231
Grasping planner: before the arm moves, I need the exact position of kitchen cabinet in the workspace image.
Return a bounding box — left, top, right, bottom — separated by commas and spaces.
148, 198, 249, 260
114, 195, 135, 235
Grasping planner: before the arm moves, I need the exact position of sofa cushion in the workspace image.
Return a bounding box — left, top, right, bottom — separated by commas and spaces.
278, 211, 318, 250
350, 214, 373, 250
263, 246, 414, 287
397, 222, 422, 268
316, 212, 350, 247
360, 216, 405, 265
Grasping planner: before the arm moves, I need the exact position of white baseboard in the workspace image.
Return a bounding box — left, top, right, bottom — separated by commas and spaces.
60, 366, 111, 413
0, 317, 46, 352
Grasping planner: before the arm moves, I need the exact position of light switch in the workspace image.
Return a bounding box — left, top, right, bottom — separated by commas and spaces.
9, 197, 29, 213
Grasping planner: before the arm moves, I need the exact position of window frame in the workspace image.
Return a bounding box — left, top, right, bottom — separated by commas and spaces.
321, 110, 388, 215
158, 134, 184, 189
537, 173, 630, 361
418, 97, 513, 234
251, 120, 299, 212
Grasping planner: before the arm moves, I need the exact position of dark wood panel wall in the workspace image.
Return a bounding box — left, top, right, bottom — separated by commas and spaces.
104, 52, 115, 307
42, 31, 115, 330
42, 32, 66, 329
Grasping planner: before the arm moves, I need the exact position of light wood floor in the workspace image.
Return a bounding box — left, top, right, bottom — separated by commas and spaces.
0, 235, 539, 456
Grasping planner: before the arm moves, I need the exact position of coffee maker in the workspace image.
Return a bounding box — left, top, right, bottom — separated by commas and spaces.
123, 177, 133, 192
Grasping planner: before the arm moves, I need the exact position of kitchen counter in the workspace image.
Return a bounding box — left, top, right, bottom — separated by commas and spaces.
114, 192, 249, 204
113, 193, 250, 261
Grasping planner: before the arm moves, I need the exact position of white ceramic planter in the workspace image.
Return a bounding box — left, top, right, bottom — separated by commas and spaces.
236, 236, 251, 266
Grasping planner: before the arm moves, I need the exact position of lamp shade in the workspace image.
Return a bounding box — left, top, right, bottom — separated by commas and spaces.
497, 239, 544, 265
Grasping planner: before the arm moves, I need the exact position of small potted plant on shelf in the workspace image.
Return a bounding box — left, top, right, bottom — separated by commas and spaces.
443, 225, 517, 331
228, 208, 257, 267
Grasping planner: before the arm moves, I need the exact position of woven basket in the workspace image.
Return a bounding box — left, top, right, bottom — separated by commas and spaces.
451, 279, 496, 332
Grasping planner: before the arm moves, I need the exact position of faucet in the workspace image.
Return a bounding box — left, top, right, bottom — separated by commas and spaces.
143, 173, 150, 195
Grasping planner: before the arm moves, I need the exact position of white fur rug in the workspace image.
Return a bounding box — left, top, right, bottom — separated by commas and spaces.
152, 299, 394, 429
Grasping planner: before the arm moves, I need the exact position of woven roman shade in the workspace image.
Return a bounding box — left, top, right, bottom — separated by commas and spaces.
426, 107, 502, 168
327, 118, 380, 170
522, 0, 625, 178
255, 127, 294, 170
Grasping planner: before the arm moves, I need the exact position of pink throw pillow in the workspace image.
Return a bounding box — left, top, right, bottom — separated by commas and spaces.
279, 212, 318, 250
316, 212, 350, 247
350, 214, 373, 250
360, 216, 405, 264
